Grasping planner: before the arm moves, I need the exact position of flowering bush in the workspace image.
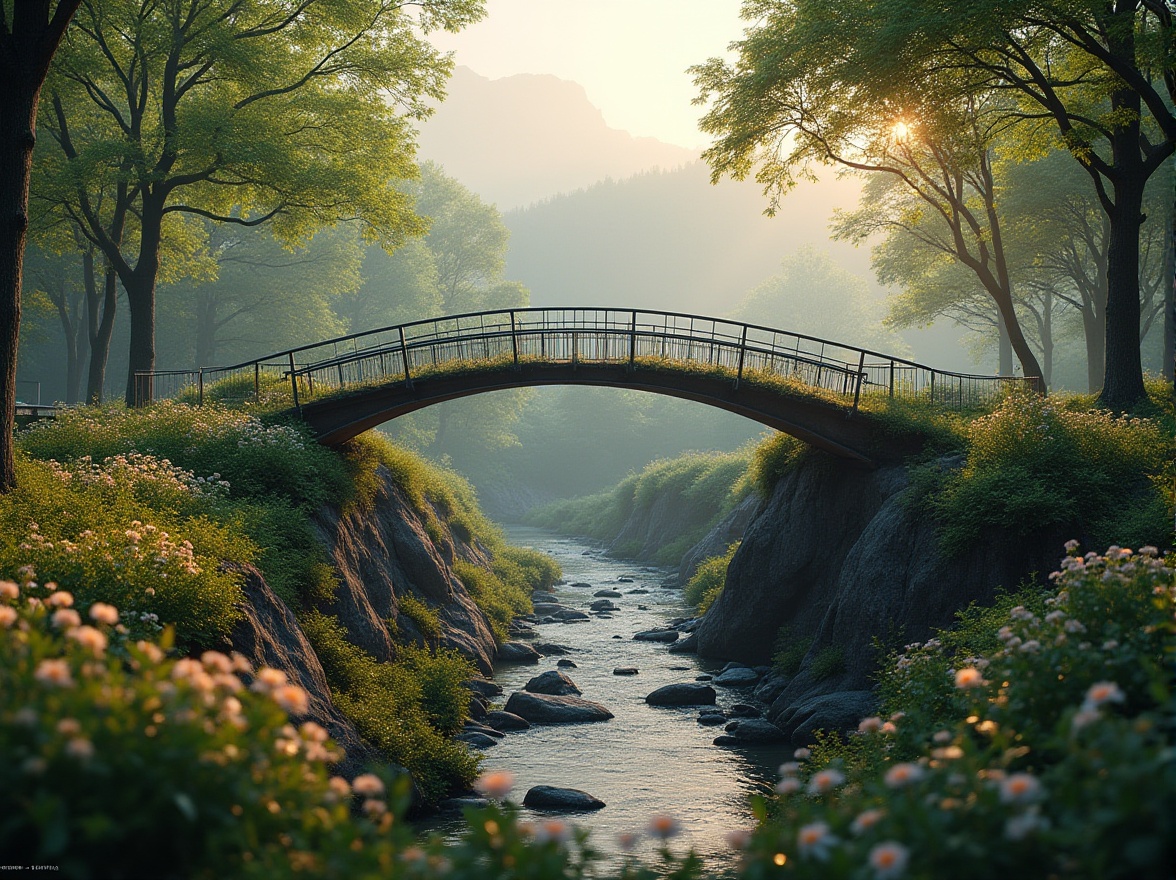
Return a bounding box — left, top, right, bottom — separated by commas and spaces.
738, 544, 1175, 880
0, 579, 415, 878
19, 401, 351, 511
931, 390, 1172, 552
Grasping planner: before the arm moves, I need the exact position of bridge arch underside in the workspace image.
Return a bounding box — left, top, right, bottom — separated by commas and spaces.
295, 363, 904, 465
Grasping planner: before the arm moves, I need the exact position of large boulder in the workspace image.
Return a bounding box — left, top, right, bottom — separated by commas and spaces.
504, 691, 614, 724
524, 670, 582, 696
775, 690, 877, 747
645, 683, 716, 706
713, 666, 760, 687
522, 786, 606, 811
714, 718, 787, 745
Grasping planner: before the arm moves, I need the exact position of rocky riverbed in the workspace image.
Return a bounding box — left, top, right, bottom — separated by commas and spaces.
425, 526, 793, 869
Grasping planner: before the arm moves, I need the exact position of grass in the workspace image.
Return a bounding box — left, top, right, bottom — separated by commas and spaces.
683, 542, 740, 614
527, 448, 753, 564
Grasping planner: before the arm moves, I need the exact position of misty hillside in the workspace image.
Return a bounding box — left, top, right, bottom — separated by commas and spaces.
503, 162, 877, 320
417, 67, 697, 210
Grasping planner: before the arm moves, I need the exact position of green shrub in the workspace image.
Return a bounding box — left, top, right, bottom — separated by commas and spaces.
772, 627, 814, 677
932, 389, 1172, 553
684, 543, 739, 614
299, 611, 479, 805
808, 645, 846, 681
748, 432, 810, 497
453, 559, 530, 644
397, 594, 442, 643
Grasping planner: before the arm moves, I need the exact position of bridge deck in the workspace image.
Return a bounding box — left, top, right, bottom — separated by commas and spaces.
136, 307, 1034, 462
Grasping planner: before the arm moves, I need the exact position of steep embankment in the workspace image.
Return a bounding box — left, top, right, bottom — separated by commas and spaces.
693, 452, 1067, 742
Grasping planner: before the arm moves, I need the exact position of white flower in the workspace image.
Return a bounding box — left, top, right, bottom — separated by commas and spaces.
869, 841, 910, 879
999, 773, 1043, 805
1083, 681, 1125, 709
884, 763, 924, 788
797, 821, 837, 861
806, 768, 845, 796
352, 774, 384, 797
852, 808, 885, 835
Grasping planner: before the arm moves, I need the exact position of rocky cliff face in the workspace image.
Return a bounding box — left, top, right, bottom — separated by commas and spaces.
227, 465, 500, 774
313, 467, 498, 675
693, 453, 1068, 745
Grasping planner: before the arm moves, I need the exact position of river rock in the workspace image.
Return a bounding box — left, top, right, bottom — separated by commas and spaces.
455, 731, 499, 749
438, 797, 489, 813
464, 678, 503, 698
645, 683, 716, 706
698, 713, 727, 726
695, 674, 713, 681
485, 710, 531, 732
532, 603, 566, 616
571, 582, 593, 589
533, 642, 573, 655
714, 667, 760, 686
504, 691, 614, 724
497, 641, 542, 664
667, 633, 698, 654
729, 704, 762, 718
613, 667, 639, 676
589, 599, 619, 611
463, 721, 505, 739
594, 589, 623, 598
627, 589, 650, 595
468, 696, 488, 721
555, 609, 591, 622
717, 718, 788, 744
633, 628, 679, 643
617, 576, 634, 583
557, 658, 578, 668
522, 786, 606, 811
525, 670, 582, 696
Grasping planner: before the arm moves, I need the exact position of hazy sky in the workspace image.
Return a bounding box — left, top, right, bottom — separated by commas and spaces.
428, 0, 746, 149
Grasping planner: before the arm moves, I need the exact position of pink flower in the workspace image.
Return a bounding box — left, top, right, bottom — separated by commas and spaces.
954, 667, 984, 689
1083, 681, 1125, 709
352, 774, 384, 797
647, 814, 680, 839
271, 684, 309, 716
35, 659, 74, 687
806, 768, 846, 795
68, 625, 108, 655
999, 773, 1043, 805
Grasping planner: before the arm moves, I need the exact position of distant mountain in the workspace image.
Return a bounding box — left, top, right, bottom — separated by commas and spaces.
416, 67, 697, 210
503, 162, 876, 320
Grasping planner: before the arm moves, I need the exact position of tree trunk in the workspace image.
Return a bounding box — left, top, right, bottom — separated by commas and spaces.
85, 257, 117, 404
1041, 293, 1053, 391
1081, 306, 1105, 394
124, 277, 157, 406
996, 310, 1013, 375
0, 82, 37, 491
54, 276, 82, 405
1166, 173, 1174, 392
1100, 176, 1148, 409
122, 193, 165, 407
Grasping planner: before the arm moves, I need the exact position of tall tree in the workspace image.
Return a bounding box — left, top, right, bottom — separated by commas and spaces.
845, 0, 1174, 405
42, 0, 482, 405
0, 0, 82, 491
693, 14, 1046, 385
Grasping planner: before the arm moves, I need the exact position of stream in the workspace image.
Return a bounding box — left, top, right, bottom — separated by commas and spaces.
428, 525, 791, 870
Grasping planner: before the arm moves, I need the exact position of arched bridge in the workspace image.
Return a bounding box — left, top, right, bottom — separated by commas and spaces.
139, 308, 1034, 464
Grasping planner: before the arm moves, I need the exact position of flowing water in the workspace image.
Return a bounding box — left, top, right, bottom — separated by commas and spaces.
427, 525, 791, 870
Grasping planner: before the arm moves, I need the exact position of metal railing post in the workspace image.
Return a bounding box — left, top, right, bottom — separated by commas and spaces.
399, 326, 413, 388
629, 310, 637, 370
889, 360, 895, 398
851, 350, 866, 415
288, 352, 300, 413
254, 362, 260, 401
198, 369, 204, 406
734, 324, 748, 390
510, 310, 520, 369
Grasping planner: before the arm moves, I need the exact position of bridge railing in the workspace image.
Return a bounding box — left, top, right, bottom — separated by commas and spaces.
135, 307, 1035, 411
